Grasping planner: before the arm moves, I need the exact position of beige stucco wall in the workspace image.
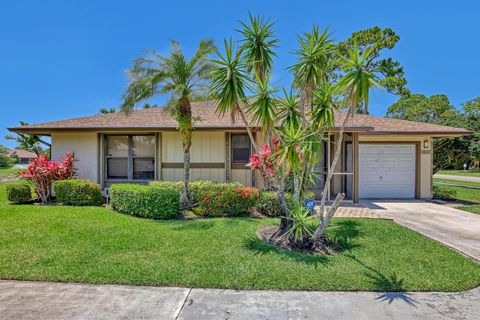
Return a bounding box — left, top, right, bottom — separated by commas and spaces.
51, 132, 99, 182
48, 130, 433, 199
359, 134, 433, 199
161, 131, 226, 182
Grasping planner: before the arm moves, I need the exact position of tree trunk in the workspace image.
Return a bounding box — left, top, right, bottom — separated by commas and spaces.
276, 188, 291, 234
180, 151, 191, 210
313, 192, 345, 239
178, 97, 193, 211
293, 173, 300, 202
317, 103, 354, 219
237, 106, 259, 154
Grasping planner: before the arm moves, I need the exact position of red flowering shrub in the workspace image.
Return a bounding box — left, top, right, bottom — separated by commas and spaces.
198, 184, 260, 216
20, 152, 75, 204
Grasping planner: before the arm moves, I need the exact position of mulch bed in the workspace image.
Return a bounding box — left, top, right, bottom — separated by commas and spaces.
256, 225, 342, 256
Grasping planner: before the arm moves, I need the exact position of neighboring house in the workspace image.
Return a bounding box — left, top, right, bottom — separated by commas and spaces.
8, 101, 472, 202
8, 149, 37, 164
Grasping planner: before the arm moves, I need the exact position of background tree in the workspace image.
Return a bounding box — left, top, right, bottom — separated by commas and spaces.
386, 94, 457, 122
386, 94, 480, 170
332, 26, 409, 114
122, 39, 215, 209
99, 107, 116, 114
0, 145, 13, 167
4, 121, 50, 156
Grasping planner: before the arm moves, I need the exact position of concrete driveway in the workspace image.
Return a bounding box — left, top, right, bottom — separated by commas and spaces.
1, 280, 479, 320
362, 200, 480, 262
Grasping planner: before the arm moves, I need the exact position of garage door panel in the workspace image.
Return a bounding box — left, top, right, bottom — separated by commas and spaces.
359, 144, 416, 199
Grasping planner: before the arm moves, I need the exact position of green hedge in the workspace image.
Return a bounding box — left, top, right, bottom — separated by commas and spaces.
54, 179, 103, 206
149, 180, 243, 204
433, 185, 457, 201
255, 191, 316, 217
110, 184, 179, 219
6, 182, 32, 204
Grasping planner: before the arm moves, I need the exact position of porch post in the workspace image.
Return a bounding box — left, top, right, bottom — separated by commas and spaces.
353, 133, 359, 203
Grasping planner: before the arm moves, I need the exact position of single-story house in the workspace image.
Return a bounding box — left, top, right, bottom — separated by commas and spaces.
8, 101, 471, 202
8, 149, 37, 164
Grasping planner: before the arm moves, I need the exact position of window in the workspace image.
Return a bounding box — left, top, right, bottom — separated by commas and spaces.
106, 135, 155, 180
106, 136, 128, 179
231, 134, 251, 163
132, 135, 155, 180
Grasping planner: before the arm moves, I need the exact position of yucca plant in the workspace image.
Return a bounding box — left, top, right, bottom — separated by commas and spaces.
286, 201, 316, 248
238, 13, 278, 82
289, 26, 333, 120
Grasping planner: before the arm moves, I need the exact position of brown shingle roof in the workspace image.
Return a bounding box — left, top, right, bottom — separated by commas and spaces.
8, 149, 37, 159
8, 100, 472, 136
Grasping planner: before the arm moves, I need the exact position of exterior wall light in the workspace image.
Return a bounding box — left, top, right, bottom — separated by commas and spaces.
423, 140, 430, 150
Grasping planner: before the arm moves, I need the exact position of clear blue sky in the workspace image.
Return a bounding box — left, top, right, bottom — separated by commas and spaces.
1, 0, 479, 148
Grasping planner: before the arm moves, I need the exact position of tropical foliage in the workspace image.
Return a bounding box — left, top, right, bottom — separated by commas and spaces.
209, 16, 395, 249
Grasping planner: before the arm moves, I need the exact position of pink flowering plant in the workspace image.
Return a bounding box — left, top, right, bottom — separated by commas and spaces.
247, 139, 281, 188
20, 152, 75, 204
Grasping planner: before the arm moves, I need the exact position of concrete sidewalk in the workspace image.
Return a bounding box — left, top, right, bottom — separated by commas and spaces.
434, 174, 480, 183
1, 280, 479, 320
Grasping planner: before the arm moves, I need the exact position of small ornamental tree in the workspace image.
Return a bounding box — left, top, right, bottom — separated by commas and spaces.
20, 152, 75, 204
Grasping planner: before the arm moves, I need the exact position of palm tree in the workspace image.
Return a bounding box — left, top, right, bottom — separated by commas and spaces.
121, 39, 215, 209
289, 26, 333, 121
5, 121, 50, 156
314, 42, 381, 239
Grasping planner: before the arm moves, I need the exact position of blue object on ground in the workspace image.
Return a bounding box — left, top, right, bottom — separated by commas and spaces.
304, 199, 316, 211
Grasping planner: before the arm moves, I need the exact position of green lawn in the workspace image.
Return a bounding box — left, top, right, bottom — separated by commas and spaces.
433, 178, 480, 204
459, 205, 480, 215
437, 170, 480, 177
0, 167, 19, 179
0, 182, 479, 292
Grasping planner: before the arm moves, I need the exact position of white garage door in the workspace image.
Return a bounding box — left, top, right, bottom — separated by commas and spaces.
359, 144, 416, 199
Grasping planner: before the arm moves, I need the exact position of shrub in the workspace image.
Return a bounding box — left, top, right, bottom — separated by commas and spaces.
433, 185, 457, 201
149, 180, 243, 204
54, 179, 103, 206
255, 191, 281, 217
255, 190, 316, 217
198, 185, 260, 216
6, 182, 32, 204
148, 180, 183, 193
110, 184, 179, 219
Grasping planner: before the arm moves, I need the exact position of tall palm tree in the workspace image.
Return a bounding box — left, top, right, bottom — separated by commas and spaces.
314, 42, 381, 239
121, 39, 215, 209
289, 26, 333, 121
